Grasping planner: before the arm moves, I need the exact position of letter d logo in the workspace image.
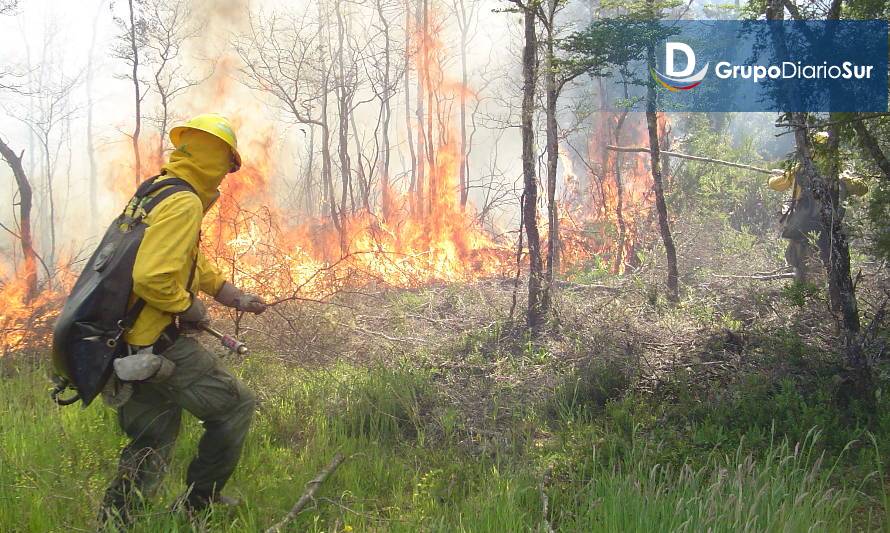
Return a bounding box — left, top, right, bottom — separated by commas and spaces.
652, 41, 709, 92
666, 42, 696, 77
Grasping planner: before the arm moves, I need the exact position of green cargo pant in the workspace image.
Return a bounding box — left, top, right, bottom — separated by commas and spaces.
102, 335, 255, 518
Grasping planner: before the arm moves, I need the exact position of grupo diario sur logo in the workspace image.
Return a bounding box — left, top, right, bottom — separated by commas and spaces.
624, 20, 887, 112
652, 40, 877, 92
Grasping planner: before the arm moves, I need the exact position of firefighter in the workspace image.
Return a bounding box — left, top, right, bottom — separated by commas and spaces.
769, 132, 868, 283
100, 114, 267, 525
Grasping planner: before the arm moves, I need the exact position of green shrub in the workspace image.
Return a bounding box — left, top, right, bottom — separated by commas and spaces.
327, 365, 433, 443
548, 358, 634, 422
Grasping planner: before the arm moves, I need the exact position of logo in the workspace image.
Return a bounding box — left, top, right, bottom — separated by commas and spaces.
651, 42, 709, 91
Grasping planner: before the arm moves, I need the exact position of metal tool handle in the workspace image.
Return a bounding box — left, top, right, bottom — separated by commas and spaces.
200, 324, 249, 355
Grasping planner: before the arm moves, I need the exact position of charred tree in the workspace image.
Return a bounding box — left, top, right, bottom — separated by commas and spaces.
0, 138, 37, 300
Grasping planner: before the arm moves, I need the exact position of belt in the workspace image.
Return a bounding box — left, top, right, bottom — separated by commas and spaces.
153, 323, 180, 353
129, 323, 180, 354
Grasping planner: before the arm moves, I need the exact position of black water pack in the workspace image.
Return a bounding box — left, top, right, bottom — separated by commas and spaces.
51, 175, 195, 406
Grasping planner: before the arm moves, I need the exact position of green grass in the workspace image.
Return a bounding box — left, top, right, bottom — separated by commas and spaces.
0, 351, 887, 532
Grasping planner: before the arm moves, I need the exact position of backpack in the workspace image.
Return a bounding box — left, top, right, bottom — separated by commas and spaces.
51, 175, 197, 406
780, 191, 823, 241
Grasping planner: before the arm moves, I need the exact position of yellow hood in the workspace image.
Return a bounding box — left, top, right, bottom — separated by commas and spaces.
161, 129, 233, 209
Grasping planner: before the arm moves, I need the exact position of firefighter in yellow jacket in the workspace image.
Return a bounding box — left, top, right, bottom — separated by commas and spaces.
769, 132, 868, 282
101, 114, 266, 525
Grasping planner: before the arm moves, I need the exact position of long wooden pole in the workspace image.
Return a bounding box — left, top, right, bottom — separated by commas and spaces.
606, 145, 781, 176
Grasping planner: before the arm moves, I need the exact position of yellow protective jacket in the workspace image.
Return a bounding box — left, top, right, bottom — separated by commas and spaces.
124, 130, 233, 346
768, 165, 869, 199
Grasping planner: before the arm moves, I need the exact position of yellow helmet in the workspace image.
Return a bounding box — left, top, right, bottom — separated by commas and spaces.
170, 113, 242, 170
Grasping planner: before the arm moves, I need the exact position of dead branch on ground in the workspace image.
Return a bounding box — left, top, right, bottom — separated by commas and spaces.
265, 453, 346, 533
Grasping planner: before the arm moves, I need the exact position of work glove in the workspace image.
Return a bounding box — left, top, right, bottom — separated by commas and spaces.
179, 297, 210, 330
215, 281, 268, 314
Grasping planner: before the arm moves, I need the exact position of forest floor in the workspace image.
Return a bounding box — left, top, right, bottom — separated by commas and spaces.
2, 219, 890, 532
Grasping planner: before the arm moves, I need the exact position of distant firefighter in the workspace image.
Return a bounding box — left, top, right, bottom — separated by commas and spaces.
769, 132, 868, 283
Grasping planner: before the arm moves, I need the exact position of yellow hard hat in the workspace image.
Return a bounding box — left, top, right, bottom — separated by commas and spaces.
170, 113, 242, 170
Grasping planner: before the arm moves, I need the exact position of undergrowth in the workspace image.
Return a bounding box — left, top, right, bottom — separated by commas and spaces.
1, 335, 888, 531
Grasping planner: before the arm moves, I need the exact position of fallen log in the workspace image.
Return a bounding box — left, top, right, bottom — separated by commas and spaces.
607, 145, 782, 176
266, 453, 346, 533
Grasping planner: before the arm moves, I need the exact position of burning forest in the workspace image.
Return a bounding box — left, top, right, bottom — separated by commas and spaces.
0, 0, 667, 354
1, 0, 889, 531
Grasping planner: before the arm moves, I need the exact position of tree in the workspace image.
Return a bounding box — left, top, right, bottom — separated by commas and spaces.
535, 0, 588, 310
563, 13, 680, 301
505, 0, 545, 331
13, 70, 80, 272
449, 0, 480, 211
775, 0, 864, 375
644, 0, 679, 302
0, 137, 37, 300
144, 0, 206, 163
113, 0, 148, 182
0, 0, 18, 16
85, 0, 107, 235
234, 5, 343, 250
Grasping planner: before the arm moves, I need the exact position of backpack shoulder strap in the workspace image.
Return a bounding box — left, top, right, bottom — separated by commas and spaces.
119, 176, 201, 337
140, 177, 198, 215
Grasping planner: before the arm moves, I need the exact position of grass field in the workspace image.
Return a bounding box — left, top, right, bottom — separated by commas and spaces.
2, 333, 888, 531
2, 223, 889, 532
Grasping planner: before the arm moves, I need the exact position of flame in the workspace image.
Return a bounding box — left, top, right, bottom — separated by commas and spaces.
0, 260, 73, 355
1, 8, 669, 355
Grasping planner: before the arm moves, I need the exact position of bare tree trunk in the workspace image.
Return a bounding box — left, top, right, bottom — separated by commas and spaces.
852, 118, 890, 181
542, 12, 558, 312
457, 0, 470, 210
646, 39, 679, 302
350, 113, 372, 212
770, 0, 864, 373
404, 0, 417, 216
86, 1, 103, 235
414, 0, 426, 217
334, 0, 352, 229
792, 114, 862, 361
304, 128, 317, 216
520, 6, 544, 331
377, 0, 393, 218
612, 111, 629, 272
0, 138, 37, 300
40, 131, 56, 272
127, 0, 142, 181
766, 3, 868, 399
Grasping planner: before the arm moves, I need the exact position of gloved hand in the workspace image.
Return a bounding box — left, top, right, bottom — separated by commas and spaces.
215, 281, 268, 314
179, 297, 210, 329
